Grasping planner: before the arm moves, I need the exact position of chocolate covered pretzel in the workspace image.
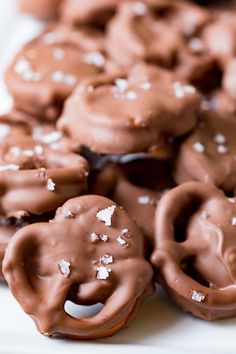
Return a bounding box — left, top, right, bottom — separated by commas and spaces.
58, 63, 201, 155
5, 24, 106, 121
3, 195, 154, 339
151, 182, 236, 320
106, 1, 183, 68
19, 0, 62, 20
90, 158, 175, 243
174, 112, 236, 193
61, 0, 118, 26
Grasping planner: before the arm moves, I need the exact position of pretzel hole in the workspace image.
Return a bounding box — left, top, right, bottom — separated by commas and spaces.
123, 158, 174, 191
174, 199, 202, 243
181, 256, 210, 288
64, 300, 104, 319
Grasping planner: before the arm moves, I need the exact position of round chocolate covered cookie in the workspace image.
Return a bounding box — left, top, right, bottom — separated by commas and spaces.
5, 24, 106, 121
58, 63, 201, 155
3, 195, 154, 339
151, 182, 236, 320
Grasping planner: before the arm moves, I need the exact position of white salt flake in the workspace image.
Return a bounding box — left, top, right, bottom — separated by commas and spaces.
41, 131, 62, 144
100, 254, 113, 265
173, 81, 196, 99
34, 145, 44, 154
96, 205, 116, 226
138, 195, 151, 205
96, 266, 111, 280
126, 91, 138, 100
47, 178, 56, 191
117, 236, 127, 246
115, 78, 128, 93
0, 124, 10, 139
228, 197, 236, 204
83, 51, 105, 68
231, 217, 236, 226
14, 58, 30, 75
193, 142, 205, 153
53, 48, 65, 61
214, 133, 226, 144
64, 210, 74, 219
89, 232, 99, 243
133, 1, 148, 16
191, 290, 205, 302
217, 145, 228, 154
189, 37, 204, 53
51, 70, 65, 83
58, 259, 71, 277
64, 74, 77, 86
10, 146, 21, 156
0, 164, 20, 171
140, 81, 152, 90
100, 234, 109, 242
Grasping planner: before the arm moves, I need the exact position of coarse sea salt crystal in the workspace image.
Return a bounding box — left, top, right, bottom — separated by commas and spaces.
0, 124, 10, 139
140, 81, 152, 90
193, 142, 205, 153
217, 145, 228, 154
64, 210, 74, 219
100, 234, 109, 242
214, 133, 226, 144
126, 91, 138, 100
191, 290, 205, 302
90, 232, 99, 243
83, 51, 105, 68
189, 37, 204, 52
115, 78, 128, 93
228, 197, 235, 204
231, 217, 236, 226
138, 195, 151, 205
41, 131, 62, 144
47, 178, 56, 191
173, 81, 196, 99
100, 254, 113, 265
58, 259, 71, 277
96, 205, 116, 226
117, 236, 127, 246
96, 266, 111, 280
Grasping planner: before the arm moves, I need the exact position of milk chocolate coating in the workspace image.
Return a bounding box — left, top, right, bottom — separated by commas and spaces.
90, 158, 175, 243
174, 112, 236, 193
3, 195, 154, 339
61, 0, 118, 26
5, 24, 106, 121
0, 117, 89, 216
106, 1, 184, 68
58, 63, 201, 155
203, 12, 236, 68
223, 59, 236, 101
151, 182, 236, 320
19, 0, 62, 20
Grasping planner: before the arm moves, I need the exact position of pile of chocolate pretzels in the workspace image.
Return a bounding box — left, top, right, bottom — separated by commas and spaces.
1, 0, 236, 340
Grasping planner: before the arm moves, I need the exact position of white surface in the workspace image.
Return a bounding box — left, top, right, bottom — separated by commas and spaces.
0, 1, 235, 353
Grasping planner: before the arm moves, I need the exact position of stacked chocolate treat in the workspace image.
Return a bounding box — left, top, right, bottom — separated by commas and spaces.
1, 0, 236, 340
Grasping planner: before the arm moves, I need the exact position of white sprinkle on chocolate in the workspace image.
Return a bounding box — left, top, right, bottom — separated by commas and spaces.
100, 234, 109, 242
83, 51, 105, 68
96, 205, 116, 226
64, 210, 74, 219
58, 259, 71, 277
231, 217, 236, 226
0, 124, 10, 139
115, 78, 128, 93
126, 91, 138, 100
96, 266, 111, 280
53, 48, 65, 61
217, 145, 228, 154
173, 81, 196, 99
133, 1, 148, 16
47, 178, 56, 191
191, 290, 205, 302
100, 254, 113, 265
117, 236, 127, 246
140, 81, 152, 90
0, 164, 20, 171
214, 133, 226, 144
200, 211, 209, 220
193, 142, 205, 153
138, 195, 151, 205
90, 232, 99, 243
